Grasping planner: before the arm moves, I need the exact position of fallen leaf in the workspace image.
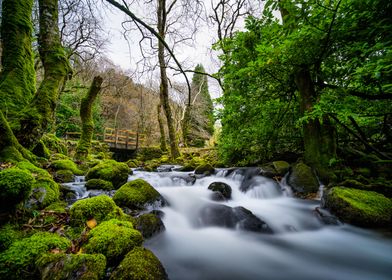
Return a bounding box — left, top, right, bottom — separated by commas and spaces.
86, 218, 97, 229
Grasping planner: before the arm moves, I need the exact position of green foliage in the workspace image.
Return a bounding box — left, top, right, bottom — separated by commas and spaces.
85, 159, 130, 189
0, 167, 34, 210
85, 179, 114, 190
70, 195, 124, 227
37, 253, 106, 280
113, 179, 161, 210
0, 232, 71, 280
324, 187, 392, 227
50, 159, 84, 175
83, 219, 143, 263
110, 247, 168, 280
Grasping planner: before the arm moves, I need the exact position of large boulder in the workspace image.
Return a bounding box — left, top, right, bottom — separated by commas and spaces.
113, 179, 163, 210
83, 219, 143, 264
208, 182, 232, 201
0, 167, 34, 210
85, 160, 131, 189
110, 247, 168, 280
194, 163, 215, 175
50, 159, 84, 175
134, 212, 165, 239
287, 163, 319, 194
85, 179, 114, 191
197, 204, 273, 234
53, 169, 74, 183
28, 177, 60, 209
0, 232, 71, 280
37, 253, 106, 280
272, 161, 290, 176
323, 187, 392, 227
70, 195, 124, 227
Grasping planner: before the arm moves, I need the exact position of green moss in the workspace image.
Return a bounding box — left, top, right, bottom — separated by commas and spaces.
30, 177, 60, 208
110, 247, 168, 280
32, 140, 51, 158
50, 153, 70, 161
85, 160, 131, 189
45, 201, 67, 213
324, 187, 392, 227
16, 161, 51, 179
194, 163, 215, 175
136, 147, 163, 161
0, 232, 71, 280
288, 162, 319, 194
50, 159, 84, 175
113, 179, 161, 210
85, 179, 114, 190
37, 253, 106, 280
0, 167, 34, 210
70, 195, 124, 227
83, 219, 142, 263
134, 213, 165, 239
0, 224, 23, 252
41, 134, 68, 155
272, 161, 290, 175
54, 169, 74, 183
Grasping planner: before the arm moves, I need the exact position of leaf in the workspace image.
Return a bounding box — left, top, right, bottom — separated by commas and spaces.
86, 218, 97, 229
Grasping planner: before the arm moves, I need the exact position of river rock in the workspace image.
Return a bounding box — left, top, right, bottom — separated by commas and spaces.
272, 161, 290, 176
194, 163, 215, 175
197, 204, 273, 234
208, 182, 232, 201
323, 187, 392, 227
237, 167, 262, 192
287, 163, 319, 194
134, 212, 165, 239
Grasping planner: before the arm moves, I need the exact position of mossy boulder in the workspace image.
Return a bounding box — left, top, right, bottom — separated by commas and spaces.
113, 179, 162, 210
194, 163, 215, 175
70, 195, 124, 227
0, 167, 34, 210
16, 161, 51, 179
50, 159, 84, 175
134, 213, 165, 239
110, 247, 168, 280
0, 224, 23, 252
208, 182, 232, 201
86, 179, 114, 190
29, 177, 60, 209
323, 187, 392, 227
0, 232, 71, 280
272, 161, 290, 176
53, 169, 74, 183
287, 163, 319, 194
83, 219, 143, 264
85, 160, 131, 189
37, 253, 106, 280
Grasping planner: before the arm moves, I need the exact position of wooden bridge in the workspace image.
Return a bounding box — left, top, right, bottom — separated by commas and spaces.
65, 127, 145, 151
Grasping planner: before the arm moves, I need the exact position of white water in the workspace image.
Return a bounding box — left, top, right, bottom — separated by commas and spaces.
129, 169, 392, 280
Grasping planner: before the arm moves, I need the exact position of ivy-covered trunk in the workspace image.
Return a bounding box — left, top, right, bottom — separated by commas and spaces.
16, 0, 71, 149
294, 66, 336, 168
157, 0, 180, 159
75, 76, 103, 160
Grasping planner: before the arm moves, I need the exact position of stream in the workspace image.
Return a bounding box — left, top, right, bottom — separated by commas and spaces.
68, 168, 392, 280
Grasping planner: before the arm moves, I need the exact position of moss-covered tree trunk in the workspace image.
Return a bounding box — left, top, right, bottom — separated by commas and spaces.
16, 0, 71, 149
75, 76, 103, 160
157, 104, 167, 152
157, 0, 180, 159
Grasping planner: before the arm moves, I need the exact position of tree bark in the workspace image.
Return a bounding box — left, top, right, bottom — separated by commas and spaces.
157, 104, 167, 151
75, 76, 103, 160
16, 0, 71, 149
157, 0, 180, 158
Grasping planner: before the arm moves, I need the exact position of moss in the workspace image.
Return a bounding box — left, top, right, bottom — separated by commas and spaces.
0, 224, 23, 252
85, 160, 131, 189
70, 195, 124, 227
134, 213, 165, 239
83, 219, 142, 263
85, 179, 114, 191
16, 161, 51, 179
324, 187, 392, 227
194, 163, 215, 175
136, 147, 163, 161
30, 177, 60, 208
113, 179, 161, 210
45, 201, 67, 213
50, 159, 84, 175
110, 247, 168, 280
126, 159, 139, 168
0, 232, 71, 280
42, 134, 68, 155
272, 161, 290, 176
0, 167, 34, 210
32, 140, 51, 158
53, 169, 74, 183
287, 162, 319, 194
50, 153, 70, 161
37, 253, 106, 280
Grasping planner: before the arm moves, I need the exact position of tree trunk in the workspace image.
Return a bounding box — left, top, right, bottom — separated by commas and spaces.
182, 105, 191, 146
294, 66, 336, 168
157, 0, 180, 159
16, 0, 71, 149
157, 104, 167, 151
75, 76, 103, 160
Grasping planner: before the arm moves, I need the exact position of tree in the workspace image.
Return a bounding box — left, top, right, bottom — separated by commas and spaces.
182, 64, 214, 147
0, 0, 70, 162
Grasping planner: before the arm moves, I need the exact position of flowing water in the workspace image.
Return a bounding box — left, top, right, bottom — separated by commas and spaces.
128, 169, 392, 280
